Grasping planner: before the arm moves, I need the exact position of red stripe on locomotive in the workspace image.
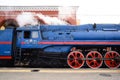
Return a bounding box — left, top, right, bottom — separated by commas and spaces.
0, 42, 12, 44
38, 41, 120, 45
0, 56, 12, 59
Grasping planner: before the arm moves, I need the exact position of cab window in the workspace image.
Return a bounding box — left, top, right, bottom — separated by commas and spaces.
32, 31, 38, 38
24, 31, 31, 39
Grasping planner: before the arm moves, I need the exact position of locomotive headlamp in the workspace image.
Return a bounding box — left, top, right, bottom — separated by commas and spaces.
29, 39, 33, 42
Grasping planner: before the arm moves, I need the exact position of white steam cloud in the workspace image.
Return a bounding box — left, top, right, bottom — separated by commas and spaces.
36, 13, 69, 25
16, 12, 39, 27
16, 7, 77, 27
16, 12, 69, 26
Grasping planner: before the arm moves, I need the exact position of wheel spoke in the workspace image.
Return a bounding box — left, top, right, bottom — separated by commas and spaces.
75, 52, 78, 57
73, 53, 76, 57
75, 60, 80, 67
94, 61, 99, 66
92, 53, 95, 57
112, 62, 117, 66
70, 60, 75, 66
69, 58, 75, 63
89, 60, 94, 65
109, 53, 112, 57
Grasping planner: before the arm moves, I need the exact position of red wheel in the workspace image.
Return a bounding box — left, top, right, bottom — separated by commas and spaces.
67, 51, 85, 69
104, 51, 120, 68
86, 51, 103, 69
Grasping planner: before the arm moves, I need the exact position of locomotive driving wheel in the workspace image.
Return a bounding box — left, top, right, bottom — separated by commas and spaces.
104, 51, 120, 68
67, 51, 85, 69
86, 51, 103, 69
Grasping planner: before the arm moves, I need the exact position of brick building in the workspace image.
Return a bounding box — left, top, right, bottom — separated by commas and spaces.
0, 6, 77, 28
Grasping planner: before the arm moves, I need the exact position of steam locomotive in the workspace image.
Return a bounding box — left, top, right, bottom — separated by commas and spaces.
0, 24, 120, 69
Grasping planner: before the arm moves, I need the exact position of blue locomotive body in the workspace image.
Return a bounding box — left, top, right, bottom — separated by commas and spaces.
17, 24, 120, 52
0, 24, 120, 68
0, 28, 14, 59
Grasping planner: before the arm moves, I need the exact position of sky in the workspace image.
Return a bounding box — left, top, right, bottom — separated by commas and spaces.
0, 0, 120, 24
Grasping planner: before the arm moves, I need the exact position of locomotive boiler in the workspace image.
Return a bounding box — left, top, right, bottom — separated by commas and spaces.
0, 24, 120, 69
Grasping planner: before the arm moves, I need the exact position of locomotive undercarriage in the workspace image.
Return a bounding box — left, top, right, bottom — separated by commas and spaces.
67, 46, 120, 69
14, 46, 120, 69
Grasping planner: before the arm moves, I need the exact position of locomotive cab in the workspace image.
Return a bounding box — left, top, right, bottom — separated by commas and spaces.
14, 26, 43, 66
16, 26, 42, 48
